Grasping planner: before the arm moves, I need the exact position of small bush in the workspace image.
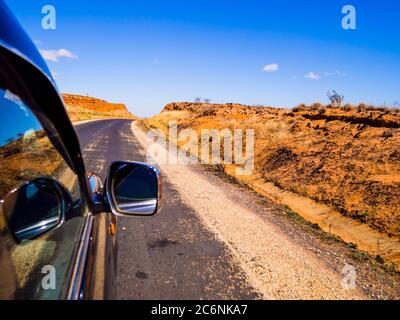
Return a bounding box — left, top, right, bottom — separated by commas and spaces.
311, 102, 322, 111
327, 90, 344, 107
342, 104, 353, 112
200, 108, 217, 117
357, 103, 367, 112
293, 104, 307, 112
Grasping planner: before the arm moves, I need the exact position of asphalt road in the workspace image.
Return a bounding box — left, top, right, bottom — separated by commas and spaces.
75, 119, 260, 299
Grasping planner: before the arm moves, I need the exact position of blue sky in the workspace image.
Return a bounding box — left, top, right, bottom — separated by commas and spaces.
5, 0, 400, 117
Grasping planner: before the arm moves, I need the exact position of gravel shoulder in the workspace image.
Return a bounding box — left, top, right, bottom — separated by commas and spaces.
77, 119, 262, 299
131, 121, 400, 300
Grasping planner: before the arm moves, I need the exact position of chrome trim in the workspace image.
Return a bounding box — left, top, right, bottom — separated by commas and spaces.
117, 199, 157, 214
66, 215, 93, 300
14, 216, 60, 240
105, 161, 163, 218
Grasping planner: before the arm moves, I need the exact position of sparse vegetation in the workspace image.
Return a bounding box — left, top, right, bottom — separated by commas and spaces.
357, 103, 367, 112
63, 94, 136, 122
311, 102, 322, 111
144, 100, 400, 239
327, 90, 344, 107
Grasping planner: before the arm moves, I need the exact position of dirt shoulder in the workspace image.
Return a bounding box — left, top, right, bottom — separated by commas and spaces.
132, 121, 400, 300
141, 102, 400, 270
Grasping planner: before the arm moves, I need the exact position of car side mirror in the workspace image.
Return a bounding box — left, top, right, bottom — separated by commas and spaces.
105, 161, 162, 217
1, 177, 70, 243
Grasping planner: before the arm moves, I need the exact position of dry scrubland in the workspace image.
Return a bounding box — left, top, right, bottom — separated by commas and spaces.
142, 102, 400, 239
0, 94, 135, 194
0, 130, 76, 198
63, 93, 136, 122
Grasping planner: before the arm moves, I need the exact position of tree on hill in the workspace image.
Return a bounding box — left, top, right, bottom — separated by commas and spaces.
327, 90, 344, 107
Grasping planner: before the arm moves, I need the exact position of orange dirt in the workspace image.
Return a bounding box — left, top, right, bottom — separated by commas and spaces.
145, 102, 400, 239
62, 93, 136, 122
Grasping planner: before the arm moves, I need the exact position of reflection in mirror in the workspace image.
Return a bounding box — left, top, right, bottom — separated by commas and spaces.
110, 162, 162, 216
2, 177, 64, 242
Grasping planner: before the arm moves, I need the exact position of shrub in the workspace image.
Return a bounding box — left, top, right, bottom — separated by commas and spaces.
200, 107, 217, 117
357, 103, 367, 112
311, 102, 322, 111
327, 90, 344, 107
343, 104, 353, 112
293, 104, 307, 112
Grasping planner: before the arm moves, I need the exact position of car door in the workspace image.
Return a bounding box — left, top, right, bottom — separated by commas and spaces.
0, 1, 162, 300
0, 86, 89, 300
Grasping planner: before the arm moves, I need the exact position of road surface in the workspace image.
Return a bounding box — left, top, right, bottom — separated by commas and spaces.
75, 119, 400, 300
75, 119, 260, 299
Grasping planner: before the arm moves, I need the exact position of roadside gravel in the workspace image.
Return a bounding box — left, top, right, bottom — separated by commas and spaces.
131, 122, 369, 299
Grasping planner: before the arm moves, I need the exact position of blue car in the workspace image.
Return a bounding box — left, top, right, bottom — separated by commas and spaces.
0, 0, 162, 300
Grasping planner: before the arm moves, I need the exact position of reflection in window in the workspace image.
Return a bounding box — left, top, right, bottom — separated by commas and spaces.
0, 87, 83, 299
0, 88, 79, 200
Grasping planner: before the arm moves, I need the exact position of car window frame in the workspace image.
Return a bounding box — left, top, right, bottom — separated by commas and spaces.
0, 39, 94, 299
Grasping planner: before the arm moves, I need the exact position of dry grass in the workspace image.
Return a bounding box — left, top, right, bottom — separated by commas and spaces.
293, 102, 400, 115
66, 105, 136, 122
252, 120, 290, 143
63, 93, 136, 122
143, 102, 400, 238
143, 110, 193, 134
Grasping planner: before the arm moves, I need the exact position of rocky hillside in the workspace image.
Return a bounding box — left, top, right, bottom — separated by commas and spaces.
145, 101, 400, 238
63, 93, 136, 122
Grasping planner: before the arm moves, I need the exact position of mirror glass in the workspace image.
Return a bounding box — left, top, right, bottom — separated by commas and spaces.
2, 177, 63, 242
110, 162, 161, 216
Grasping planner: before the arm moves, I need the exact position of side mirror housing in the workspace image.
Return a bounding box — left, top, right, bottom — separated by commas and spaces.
1, 177, 71, 243
105, 161, 162, 217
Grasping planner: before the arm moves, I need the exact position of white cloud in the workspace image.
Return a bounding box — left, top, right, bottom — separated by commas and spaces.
262, 63, 279, 73
39, 49, 78, 62
304, 72, 320, 80
4, 90, 29, 117
335, 70, 348, 76
34, 40, 43, 45
323, 70, 347, 77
